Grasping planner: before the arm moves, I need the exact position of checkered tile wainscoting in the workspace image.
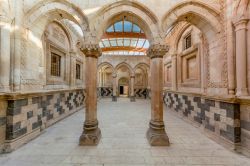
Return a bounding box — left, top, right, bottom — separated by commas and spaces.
99, 87, 113, 97
135, 88, 148, 99
2, 89, 85, 152
163, 91, 241, 144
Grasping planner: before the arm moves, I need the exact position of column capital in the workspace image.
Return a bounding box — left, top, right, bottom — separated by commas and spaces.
112, 73, 117, 78
147, 44, 169, 59
80, 44, 102, 58
171, 54, 177, 58
233, 18, 249, 31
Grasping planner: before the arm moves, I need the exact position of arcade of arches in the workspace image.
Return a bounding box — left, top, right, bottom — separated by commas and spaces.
1, 0, 250, 165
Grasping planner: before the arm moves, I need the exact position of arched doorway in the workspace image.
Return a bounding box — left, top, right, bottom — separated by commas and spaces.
118, 77, 130, 97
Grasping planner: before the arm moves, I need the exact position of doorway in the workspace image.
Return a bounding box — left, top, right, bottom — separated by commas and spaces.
118, 77, 129, 97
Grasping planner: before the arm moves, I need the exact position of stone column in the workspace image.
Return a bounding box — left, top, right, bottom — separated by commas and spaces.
112, 72, 117, 101
227, 22, 236, 95
0, 16, 11, 92
130, 74, 135, 102
146, 44, 170, 146
171, 54, 177, 91
234, 19, 249, 96
12, 0, 24, 91
79, 44, 101, 145
69, 51, 76, 88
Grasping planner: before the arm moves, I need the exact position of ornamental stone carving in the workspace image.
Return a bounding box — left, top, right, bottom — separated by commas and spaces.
80, 44, 102, 58
147, 44, 169, 59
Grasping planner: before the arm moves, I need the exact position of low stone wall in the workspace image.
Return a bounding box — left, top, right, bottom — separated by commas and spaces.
99, 87, 113, 97
0, 97, 7, 153
135, 88, 148, 99
240, 99, 250, 154
163, 91, 240, 148
0, 89, 85, 153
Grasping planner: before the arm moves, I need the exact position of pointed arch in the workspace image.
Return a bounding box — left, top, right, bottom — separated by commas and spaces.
134, 63, 149, 72
91, 0, 161, 44
24, 0, 89, 36
98, 62, 115, 73
115, 62, 133, 75
162, 1, 228, 90
162, 1, 222, 37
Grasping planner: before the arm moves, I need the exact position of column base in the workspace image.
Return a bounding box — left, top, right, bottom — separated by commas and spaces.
112, 96, 117, 102
79, 122, 101, 146
146, 121, 170, 146
130, 96, 135, 102
236, 88, 248, 96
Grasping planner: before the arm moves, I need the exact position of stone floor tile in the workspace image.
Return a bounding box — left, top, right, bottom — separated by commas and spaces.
0, 98, 249, 166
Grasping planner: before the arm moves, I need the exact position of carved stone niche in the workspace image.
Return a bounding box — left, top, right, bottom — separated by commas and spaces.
178, 44, 201, 88
164, 61, 172, 87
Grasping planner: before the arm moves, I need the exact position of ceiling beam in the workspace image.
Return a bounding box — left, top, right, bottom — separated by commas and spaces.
102, 46, 147, 52
102, 32, 146, 39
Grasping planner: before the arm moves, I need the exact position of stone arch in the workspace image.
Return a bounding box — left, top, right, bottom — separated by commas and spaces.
115, 62, 134, 75
162, 1, 221, 35
173, 23, 192, 52
45, 20, 73, 50
24, 0, 89, 38
162, 1, 228, 90
90, 0, 162, 44
134, 63, 149, 72
98, 62, 115, 73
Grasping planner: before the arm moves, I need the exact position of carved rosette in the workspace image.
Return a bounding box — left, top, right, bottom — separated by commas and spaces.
80, 44, 102, 58
147, 44, 169, 59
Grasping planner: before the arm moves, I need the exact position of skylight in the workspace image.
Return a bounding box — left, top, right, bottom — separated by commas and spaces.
100, 19, 149, 56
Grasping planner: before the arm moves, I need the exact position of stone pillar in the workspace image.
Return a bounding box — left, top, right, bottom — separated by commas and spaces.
234, 19, 249, 96
146, 44, 170, 146
130, 74, 135, 102
0, 16, 11, 92
12, 0, 24, 91
171, 54, 177, 91
227, 22, 236, 95
112, 73, 117, 101
79, 44, 101, 145
69, 51, 76, 88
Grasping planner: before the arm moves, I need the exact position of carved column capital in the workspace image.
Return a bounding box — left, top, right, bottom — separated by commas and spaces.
147, 44, 169, 59
130, 75, 135, 78
233, 18, 249, 31
80, 44, 102, 58
112, 73, 117, 78
171, 54, 177, 59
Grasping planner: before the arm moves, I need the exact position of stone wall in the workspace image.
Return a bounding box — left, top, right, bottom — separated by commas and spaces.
99, 87, 113, 97
0, 97, 7, 153
0, 89, 85, 153
240, 100, 250, 153
163, 91, 241, 148
135, 88, 148, 99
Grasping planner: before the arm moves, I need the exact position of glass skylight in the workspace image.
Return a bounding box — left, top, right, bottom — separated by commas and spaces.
100, 19, 149, 56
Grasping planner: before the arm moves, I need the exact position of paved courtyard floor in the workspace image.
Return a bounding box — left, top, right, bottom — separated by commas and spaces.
1, 98, 250, 166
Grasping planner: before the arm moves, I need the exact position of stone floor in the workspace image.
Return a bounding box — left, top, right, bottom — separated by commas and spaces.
0, 98, 250, 166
